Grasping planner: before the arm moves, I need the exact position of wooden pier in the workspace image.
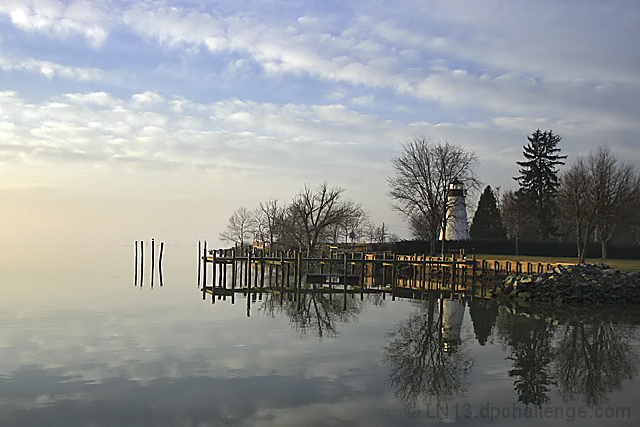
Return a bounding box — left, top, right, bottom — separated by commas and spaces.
197, 243, 572, 303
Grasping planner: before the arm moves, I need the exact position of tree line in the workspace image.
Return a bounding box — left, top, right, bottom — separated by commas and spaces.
465, 132, 640, 262
219, 130, 640, 261
219, 182, 395, 254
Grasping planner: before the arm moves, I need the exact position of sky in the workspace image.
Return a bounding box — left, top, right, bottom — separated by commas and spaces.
1, 0, 639, 255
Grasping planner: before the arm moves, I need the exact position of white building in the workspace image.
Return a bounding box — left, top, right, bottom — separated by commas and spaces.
441, 178, 470, 241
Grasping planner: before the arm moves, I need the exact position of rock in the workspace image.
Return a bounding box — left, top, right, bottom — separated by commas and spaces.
518, 292, 531, 300
495, 263, 640, 306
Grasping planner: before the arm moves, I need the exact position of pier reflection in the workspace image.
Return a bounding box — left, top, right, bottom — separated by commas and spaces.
258, 291, 385, 337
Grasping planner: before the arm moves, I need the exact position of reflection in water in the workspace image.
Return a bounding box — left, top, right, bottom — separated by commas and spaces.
497, 307, 640, 408
202, 277, 640, 414
555, 320, 638, 406
258, 291, 385, 337
498, 312, 556, 406
468, 298, 499, 346
383, 296, 474, 405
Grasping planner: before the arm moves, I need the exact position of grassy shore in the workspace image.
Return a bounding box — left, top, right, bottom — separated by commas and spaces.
472, 254, 640, 273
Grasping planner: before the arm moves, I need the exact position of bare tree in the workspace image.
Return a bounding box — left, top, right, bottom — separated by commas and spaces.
325, 206, 369, 245
219, 207, 255, 249
366, 222, 396, 245
558, 158, 598, 263
501, 189, 537, 255
591, 146, 640, 258
286, 182, 361, 254
388, 137, 479, 255
343, 206, 370, 243
559, 146, 640, 262
254, 198, 284, 250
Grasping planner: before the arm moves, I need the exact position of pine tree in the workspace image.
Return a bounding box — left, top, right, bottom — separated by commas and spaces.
514, 129, 567, 240
470, 185, 506, 239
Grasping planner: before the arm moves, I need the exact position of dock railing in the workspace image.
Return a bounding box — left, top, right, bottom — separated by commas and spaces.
196, 242, 573, 302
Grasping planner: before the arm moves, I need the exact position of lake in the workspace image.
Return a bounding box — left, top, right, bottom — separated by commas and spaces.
1, 243, 639, 426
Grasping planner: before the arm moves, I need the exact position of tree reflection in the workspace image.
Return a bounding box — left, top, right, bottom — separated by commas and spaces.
383, 296, 473, 405
468, 298, 498, 346
258, 291, 384, 337
497, 310, 555, 406
498, 307, 640, 408
555, 320, 638, 406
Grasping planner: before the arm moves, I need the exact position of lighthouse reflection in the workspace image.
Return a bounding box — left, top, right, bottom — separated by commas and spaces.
383, 296, 475, 405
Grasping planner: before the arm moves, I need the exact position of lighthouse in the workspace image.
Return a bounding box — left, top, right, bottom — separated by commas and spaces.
441, 178, 470, 241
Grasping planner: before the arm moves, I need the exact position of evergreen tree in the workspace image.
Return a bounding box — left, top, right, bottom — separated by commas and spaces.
470, 185, 506, 239
514, 129, 567, 240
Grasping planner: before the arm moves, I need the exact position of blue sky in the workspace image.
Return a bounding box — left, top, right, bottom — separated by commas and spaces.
1, 0, 639, 249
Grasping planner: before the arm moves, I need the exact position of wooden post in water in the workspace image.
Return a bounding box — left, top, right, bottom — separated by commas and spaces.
223, 250, 228, 288
134, 241, 138, 287
359, 252, 365, 289
247, 250, 252, 289
260, 250, 266, 289
297, 251, 302, 289
231, 247, 237, 289
284, 261, 291, 288
269, 258, 274, 288
329, 250, 333, 276
471, 255, 476, 285
151, 238, 155, 288
202, 241, 207, 299
293, 251, 298, 289
197, 240, 201, 288
382, 254, 387, 288
276, 251, 286, 288
392, 254, 397, 291
211, 250, 217, 297
343, 252, 348, 291
159, 241, 164, 287
140, 240, 144, 287
238, 247, 244, 289
246, 277, 251, 317
451, 253, 456, 291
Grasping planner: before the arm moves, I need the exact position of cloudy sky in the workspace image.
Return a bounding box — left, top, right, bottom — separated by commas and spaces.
1, 0, 639, 251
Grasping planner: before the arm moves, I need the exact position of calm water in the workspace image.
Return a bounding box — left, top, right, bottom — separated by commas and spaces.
1, 244, 639, 426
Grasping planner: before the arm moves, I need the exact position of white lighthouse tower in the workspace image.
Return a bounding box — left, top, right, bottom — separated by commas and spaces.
442, 178, 469, 241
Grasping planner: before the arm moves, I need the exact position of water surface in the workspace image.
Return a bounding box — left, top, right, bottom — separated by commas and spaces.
1, 244, 638, 426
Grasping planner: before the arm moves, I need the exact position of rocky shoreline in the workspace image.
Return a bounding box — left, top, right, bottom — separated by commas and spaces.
492, 263, 640, 305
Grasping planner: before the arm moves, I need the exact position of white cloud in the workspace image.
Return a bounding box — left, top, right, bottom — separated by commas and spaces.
0, 0, 112, 48
0, 54, 109, 81
0, 1, 639, 204
0, 91, 402, 176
